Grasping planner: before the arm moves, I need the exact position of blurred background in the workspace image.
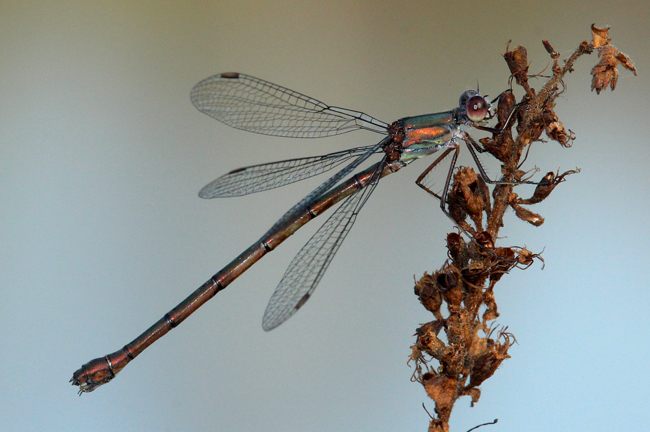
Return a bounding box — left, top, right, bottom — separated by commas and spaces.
1, 1, 648, 431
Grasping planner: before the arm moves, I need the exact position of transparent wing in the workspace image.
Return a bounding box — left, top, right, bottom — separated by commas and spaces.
190, 72, 388, 138
199, 145, 382, 198
261, 158, 386, 331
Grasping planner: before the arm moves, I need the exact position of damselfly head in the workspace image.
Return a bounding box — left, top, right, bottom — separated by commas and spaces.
459, 90, 490, 123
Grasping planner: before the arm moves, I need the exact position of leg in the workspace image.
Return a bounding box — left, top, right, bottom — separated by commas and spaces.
415, 143, 477, 237
461, 131, 537, 186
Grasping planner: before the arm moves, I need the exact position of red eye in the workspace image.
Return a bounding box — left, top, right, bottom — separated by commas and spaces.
466, 95, 488, 122
458, 90, 478, 108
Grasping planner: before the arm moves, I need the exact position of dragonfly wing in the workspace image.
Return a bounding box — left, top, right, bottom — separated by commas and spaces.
199, 145, 382, 198
261, 159, 385, 331
190, 73, 388, 138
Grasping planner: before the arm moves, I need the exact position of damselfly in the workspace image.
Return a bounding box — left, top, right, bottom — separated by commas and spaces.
71, 72, 511, 393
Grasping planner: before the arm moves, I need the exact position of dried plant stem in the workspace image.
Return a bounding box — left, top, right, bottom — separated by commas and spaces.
408, 25, 636, 432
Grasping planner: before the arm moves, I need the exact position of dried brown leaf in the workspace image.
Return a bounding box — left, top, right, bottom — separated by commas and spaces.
616, 51, 638, 75
590, 25, 637, 94
591, 24, 611, 48
510, 202, 544, 226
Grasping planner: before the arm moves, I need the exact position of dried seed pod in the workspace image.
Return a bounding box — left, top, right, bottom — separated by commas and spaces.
415, 321, 446, 358
437, 270, 462, 307
446, 232, 466, 263
475, 231, 494, 249
414, 274, 443, 319
452, 169, 485, 226
423, 373, 457, 410
482, 287, 499, 323
495, 89, 517, 131
475, 173, 492, 218
542, 39, 559, 59
489, 247, 516, 282
517, 169, 580, 205
468, 341, 511, 388
504, 45, 530, 89
446, 185, 468, 226
436, 270, 458, 291
462, 263, 489, 286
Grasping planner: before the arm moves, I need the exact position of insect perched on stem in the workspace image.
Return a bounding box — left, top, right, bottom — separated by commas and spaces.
71, 72, 527, 393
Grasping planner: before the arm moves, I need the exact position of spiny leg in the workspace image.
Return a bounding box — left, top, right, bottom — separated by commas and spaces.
461, 132, 537, 186
415, 142, 480, 239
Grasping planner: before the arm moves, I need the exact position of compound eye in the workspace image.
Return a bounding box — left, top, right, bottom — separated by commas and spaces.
458, 89, 479, 108
466, 95, 488, 122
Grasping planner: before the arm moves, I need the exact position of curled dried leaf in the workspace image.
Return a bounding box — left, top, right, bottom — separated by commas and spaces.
616, 51, 637, 75
591, 46, 620, 93
511, 202, 544, 226
591, 24, 612, 48
590, 25, 637, 94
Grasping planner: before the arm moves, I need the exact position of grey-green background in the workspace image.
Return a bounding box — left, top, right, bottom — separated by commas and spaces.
2, 1, 648, 431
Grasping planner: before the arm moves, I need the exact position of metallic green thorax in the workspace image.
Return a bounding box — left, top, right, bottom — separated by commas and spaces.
398, 111, 459, 163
